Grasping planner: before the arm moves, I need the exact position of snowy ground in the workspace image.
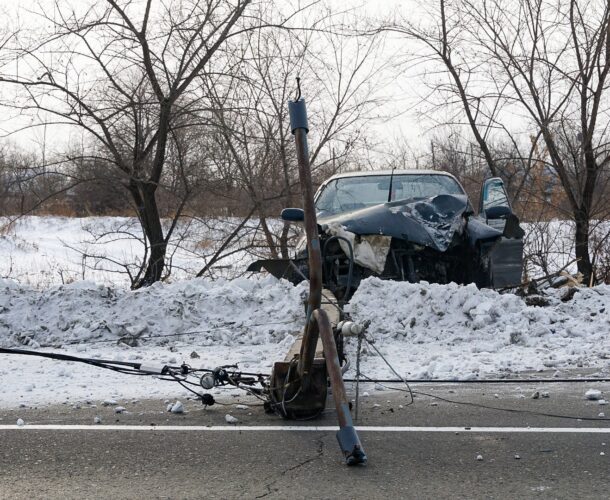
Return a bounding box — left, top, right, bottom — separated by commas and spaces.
0, 216, 266, 287
1, 273, 609, 409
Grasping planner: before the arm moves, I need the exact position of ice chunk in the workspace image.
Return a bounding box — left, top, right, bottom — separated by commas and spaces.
169, 401, 184, 414
585, 389, 603, 400
225, 414, 238, 424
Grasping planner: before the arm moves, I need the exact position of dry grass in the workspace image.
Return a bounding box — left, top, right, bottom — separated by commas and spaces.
194, 238, 214, 250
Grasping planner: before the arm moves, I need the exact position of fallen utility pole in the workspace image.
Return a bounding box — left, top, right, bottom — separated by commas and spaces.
268, 80, 367, 465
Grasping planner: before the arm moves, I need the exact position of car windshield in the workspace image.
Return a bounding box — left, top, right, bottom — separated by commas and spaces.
315, 173, 465, 216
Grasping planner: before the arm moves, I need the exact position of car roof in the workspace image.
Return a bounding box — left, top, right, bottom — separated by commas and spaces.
314, 169, 470, 204
320, 169, 464, 187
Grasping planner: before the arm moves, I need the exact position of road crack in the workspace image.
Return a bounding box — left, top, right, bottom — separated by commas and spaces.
255, 436, 325, 498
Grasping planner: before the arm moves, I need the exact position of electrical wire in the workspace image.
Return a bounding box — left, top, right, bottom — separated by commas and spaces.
0, 347, 269, 405
355, 374, 610, 422
361, 335, 414, 407
415, 389, 610, 422
33, 319, 300, 348
278, 359, 301, 417
169, 372, 205, 399
0, 347, 152, 376
343, 377, 610, 384
348, 332, 610, 422
6, 337, 610, 423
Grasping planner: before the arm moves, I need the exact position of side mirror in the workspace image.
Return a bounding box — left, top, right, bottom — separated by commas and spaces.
485, 205, 511, 219
480, 177, 512, 218
281, 208, 305, 222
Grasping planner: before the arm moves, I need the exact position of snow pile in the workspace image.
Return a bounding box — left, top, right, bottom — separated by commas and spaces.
0, 276, 307, 348
346, 278, 610, 379
1, 274, 610, 407
0, 275, 307, 407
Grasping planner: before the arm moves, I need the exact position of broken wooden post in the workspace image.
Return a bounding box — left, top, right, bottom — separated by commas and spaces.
268, 80, 367, 465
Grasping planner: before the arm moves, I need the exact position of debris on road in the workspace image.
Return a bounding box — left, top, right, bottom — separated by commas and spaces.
585, 389, 603, 400
225, 414, 238, 424
168, 401, 184, 414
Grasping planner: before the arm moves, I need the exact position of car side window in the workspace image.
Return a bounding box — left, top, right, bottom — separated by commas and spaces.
480, 177, 512, 219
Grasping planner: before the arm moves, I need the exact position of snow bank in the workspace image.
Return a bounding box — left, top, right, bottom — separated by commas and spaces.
346, 278, 610, 379
1, 274, 609, 407
0, 276, 307, 407
0, 276, 307, 348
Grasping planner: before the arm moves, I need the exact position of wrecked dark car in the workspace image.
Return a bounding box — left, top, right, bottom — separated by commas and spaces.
248, 170, 524, 300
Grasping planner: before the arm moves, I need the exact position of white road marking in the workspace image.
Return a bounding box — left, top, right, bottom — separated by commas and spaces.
0, 425, 609, 433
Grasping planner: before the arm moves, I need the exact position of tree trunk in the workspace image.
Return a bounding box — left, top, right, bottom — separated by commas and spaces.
128, 180, 166, 288
279, 221, 291, 259
259, 214, 278, 259
574, 208, 593, 284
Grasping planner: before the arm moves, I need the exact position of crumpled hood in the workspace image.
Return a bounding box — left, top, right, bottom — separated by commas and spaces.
319, 194, 481, 252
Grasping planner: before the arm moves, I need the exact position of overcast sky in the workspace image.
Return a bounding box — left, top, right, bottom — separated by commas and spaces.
0, 0, 451, 164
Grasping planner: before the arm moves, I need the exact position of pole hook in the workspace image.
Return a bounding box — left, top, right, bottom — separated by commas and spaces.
294, 76, 302, 102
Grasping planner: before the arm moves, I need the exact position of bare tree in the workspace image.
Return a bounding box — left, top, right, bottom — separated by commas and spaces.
375, 1, 505, 177
463, 0, 610, 283
0, 0, 257, 287
375, 0, 548, 211
378, 0, 610, 284
199, 23, 388, 262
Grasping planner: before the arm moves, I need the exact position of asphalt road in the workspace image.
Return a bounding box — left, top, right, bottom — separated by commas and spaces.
1, 380, 609, 500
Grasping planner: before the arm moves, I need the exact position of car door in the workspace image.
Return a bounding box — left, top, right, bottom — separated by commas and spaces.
478, 177, 524, 288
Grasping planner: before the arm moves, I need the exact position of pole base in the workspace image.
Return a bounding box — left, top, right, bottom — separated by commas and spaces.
337, 426, 368, 465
